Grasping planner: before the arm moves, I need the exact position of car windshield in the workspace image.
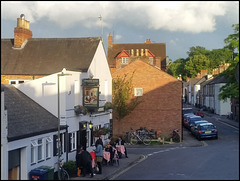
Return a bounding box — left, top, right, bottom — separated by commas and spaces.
191, 117, 202, 121
200, 125, 215, 130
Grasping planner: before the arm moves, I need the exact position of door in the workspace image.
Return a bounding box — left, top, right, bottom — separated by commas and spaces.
79, 122, 87, 150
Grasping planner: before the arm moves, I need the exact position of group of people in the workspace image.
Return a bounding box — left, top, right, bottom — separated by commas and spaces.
75, 135, 128, 178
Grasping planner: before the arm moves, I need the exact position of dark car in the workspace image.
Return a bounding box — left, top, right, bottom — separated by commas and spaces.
186, 116, 202, 130
183, 113, 195, 128
182, 108, 193, 120
195, 122, 218, 140
190, 120, 208, 136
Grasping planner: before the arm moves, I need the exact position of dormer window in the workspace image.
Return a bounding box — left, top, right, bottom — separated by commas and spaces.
149, 57, 154, 65
121, 57, 129, 64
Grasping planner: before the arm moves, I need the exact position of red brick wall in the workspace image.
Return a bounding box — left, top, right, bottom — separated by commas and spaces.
112, 60, 182, 139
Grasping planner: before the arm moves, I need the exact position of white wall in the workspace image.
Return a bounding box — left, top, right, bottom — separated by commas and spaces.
193, 84, 200, 105
214, 83, 231, 115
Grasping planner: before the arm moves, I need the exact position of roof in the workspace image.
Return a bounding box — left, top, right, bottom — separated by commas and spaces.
107, 42, 166, 68
2, 84, 65, 142
207, 75, 228, 85
1, 37, 101, 75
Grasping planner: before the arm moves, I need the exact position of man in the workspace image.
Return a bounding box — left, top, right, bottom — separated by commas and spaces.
116, 136, 128, 158
76, 146, 94, 178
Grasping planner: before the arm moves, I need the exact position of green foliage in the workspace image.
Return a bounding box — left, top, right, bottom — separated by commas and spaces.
184, 54, 210, 78
219, 24, 239, 101
63, 160, 77, 171
113, 72, 142, 121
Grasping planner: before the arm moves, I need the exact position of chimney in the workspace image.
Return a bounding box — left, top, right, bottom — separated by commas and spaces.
145, 49, 148, 56
14, 14, 32, 48
131, 49, 134, 56
136, 49, 139, 56
144, 39, 152, 44
108, 33, 113, 47
200, 70, 207, 78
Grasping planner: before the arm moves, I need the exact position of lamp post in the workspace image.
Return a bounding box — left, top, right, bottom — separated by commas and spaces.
57, 69, 71, 180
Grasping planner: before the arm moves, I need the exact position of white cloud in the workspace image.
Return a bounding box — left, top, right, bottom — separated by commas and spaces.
1, 1, 238, 33
114, 34, 122, 41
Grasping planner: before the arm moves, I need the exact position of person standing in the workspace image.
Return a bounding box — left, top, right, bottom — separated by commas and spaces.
76, 146, 94, 178
95, 139, 103, 174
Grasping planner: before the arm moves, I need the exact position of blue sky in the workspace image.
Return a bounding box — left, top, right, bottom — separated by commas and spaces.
1, 1, 239, 61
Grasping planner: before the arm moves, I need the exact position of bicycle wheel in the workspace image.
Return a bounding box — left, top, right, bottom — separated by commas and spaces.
130, 135, 138, 145
173, 134, 180, 142
61, 169, 69, 180
142, 135, 152, 145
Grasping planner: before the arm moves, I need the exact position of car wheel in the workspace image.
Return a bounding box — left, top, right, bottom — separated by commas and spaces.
197, 135, 201, 141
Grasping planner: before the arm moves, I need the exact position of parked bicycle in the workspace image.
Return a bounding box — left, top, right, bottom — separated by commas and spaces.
57, 158, 69, 180
125, 128, 152, 145
171, 129, 180, 142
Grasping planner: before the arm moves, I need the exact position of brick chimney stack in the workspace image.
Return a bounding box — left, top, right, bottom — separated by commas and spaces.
108, 33, 113, 47
14, 14, 32, 48
144, 39, 151, 44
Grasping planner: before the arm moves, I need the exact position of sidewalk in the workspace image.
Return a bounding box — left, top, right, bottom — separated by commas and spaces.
70, 128, 203, 180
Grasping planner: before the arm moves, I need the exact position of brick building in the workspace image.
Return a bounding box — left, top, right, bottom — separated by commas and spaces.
111, 59, 182, 139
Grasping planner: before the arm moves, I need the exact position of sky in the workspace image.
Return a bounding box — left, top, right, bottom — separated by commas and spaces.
1, 1, 239, 61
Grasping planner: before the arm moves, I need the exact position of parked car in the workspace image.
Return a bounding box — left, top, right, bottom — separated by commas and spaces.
195, 122, 218, 140
183, 113, 195, 128
190, 120, 209, 136
186, 116, 202, 130
182, 108, 193, 120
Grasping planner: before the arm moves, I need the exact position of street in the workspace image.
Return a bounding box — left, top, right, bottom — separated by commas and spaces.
113, 109, 239, 180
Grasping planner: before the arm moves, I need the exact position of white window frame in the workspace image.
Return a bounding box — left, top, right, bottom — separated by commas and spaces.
121, 57, 129, 64
31, 140, 38, 164
37, 139, 44, 161
134, 88, 143, 96
46, 137, 53, 159
70, 132, 77, 151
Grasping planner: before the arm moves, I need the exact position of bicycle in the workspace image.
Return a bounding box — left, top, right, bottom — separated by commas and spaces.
126, 128, 152, 145
171, 129, 180, 142
57, 158, 69, 180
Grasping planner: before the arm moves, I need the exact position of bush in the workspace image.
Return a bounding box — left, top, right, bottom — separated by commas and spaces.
62, 160, 77, 177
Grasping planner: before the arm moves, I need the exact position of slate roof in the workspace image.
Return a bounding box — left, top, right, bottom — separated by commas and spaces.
2, 84, 65, 142
207, 74, 228, 85
107, 42, 166, 68
1, 37, 101, 75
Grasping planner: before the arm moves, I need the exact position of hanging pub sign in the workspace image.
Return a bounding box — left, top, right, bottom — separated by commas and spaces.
82, 79, 99, 108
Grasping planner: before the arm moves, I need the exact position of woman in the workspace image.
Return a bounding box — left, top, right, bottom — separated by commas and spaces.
95, 139, 103, 174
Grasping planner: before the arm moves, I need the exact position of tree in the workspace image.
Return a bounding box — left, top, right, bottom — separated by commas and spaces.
112, 72, 142, 121
219, 24, 239, 101
184, 54, 211, 78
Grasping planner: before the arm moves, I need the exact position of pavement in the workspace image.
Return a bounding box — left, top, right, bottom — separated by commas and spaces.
70, 104, 239, 180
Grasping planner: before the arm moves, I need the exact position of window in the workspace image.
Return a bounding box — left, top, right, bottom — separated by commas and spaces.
9, 80, 29, 84
31, 140, 38, 164
121, 57, 129, 64
149, 57, 154, 65
37, 139, 44, 161
134, 88, 143, 96
46, 137, 52, 159
69, 132, 77, 151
